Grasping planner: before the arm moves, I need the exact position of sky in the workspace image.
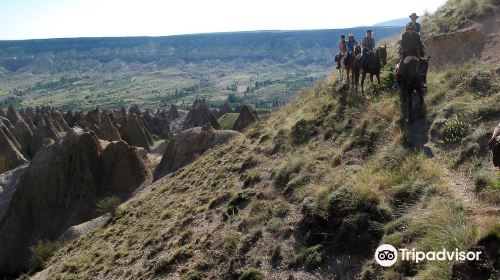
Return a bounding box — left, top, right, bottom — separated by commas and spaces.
0, 0, 447, 40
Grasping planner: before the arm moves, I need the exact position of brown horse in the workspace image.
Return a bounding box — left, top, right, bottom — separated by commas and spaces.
359, 45, 388, 93
351, 45, 362, 91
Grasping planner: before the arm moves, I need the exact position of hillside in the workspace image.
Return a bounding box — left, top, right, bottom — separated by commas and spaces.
24, 9, 500, 279
0, 27, 402, 111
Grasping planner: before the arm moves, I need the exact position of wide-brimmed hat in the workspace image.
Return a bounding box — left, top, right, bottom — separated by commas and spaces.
366, 29, 373, 33
348, 33, 354, 38
409, 13, 419, 19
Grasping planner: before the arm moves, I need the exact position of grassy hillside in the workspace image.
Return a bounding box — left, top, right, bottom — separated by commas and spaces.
421, 0, 499, 39
30, 39, 499, 278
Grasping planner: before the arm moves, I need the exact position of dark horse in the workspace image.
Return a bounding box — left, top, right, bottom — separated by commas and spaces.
398, 55, 429, 122
355, 45, 387, 93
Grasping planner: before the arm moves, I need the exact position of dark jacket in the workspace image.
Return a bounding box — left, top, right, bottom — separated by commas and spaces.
400, 31, 425, 57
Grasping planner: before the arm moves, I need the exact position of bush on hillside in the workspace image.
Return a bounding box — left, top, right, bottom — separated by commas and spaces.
274, 159, 302, 189
466, 71, 492, 93
96, 196, 121, 216
270, 245, 283, 267
297, 184, 391, 259
288, 245, 324, 271
240, 268, 265, 280
442, 109, 480, 143
291, 119, 317, 144
30, 240, 61, 272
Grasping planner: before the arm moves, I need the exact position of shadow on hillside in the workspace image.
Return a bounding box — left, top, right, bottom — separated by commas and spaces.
403, 118, 431, 153
400, 102, 432, 156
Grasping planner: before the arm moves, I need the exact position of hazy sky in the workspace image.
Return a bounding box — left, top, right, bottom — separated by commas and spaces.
0, 0, 447, 40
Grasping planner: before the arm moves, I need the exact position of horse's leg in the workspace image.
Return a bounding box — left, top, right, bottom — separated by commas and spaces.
418, 87, 425, 118
376, 73, 381, 84
408, 89, 413, 123
352, 71, 355, 88
361, 72, 366, 93
399, 85, 407, 121
353, 72, 358, 91
346, 68, 350, 86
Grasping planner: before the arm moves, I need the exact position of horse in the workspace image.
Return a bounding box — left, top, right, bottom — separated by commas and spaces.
336, 53, 348, 83
359, 45, 387, 93
398, 55, 429, 123
351, 45, 362, 91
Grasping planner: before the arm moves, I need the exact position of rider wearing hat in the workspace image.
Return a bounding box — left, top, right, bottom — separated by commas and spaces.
409, 13, 421, 34
400, 23, 425, 58
396, 22, 426, 83
346, 34, 358, 55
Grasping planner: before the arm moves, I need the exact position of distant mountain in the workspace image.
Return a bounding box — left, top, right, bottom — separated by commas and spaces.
373, 18, 409, 27
0, 26, 403, 73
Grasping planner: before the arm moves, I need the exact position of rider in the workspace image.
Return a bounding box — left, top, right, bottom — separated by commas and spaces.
400, 23, 425, 58
409, 13, 421, 34
346, 34, 358, 55
396, 23, 425, 82
361, 30, 375, 68
337, 34, 348, 69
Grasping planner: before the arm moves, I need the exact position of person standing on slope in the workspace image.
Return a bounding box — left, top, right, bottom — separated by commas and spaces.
409, 13, 421, 34
361, 30, 375, 69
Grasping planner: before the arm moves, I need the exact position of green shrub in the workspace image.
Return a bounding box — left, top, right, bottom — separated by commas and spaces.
243, 170, 261, 188
240, 268, 265, 280
284, 174, 309, 193
266, 218, 282, 234
270, 245, 283, 267
96, 196, 121, 215
240, 228, 262, 253
391, 181, 425, 207
466, 71, 492, 93
291, 119, 317, 144
442, 109, 479, 143
154, 247, 193, 274
274, 159, 302, 189
273, 202, 289, 218
483, 176, 500, 203
473, 171, 491, 192
31, 240, 61, 272
288, 245, 323, 271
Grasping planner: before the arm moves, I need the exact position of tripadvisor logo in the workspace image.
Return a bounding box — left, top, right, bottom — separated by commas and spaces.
374, 244, 482, 267
375, 244, 398, 267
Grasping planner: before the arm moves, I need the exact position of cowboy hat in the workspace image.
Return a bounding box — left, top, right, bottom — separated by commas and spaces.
409, 13, 419, 18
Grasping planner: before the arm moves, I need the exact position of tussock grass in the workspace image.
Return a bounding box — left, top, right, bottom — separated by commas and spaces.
422, 0, 499, 39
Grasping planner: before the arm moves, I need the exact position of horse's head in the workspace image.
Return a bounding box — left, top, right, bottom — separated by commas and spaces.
377, 45, 388, 66
354, 44, 361, 56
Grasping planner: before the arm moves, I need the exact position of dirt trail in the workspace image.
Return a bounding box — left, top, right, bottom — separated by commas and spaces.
425, 134, 499, 225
